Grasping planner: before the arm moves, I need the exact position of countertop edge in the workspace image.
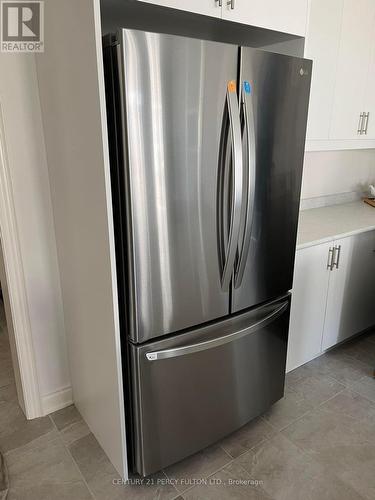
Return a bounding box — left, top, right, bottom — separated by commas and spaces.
296, 221, 375, 251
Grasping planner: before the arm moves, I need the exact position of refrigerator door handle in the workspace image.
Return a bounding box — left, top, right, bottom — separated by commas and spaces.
146, 300, 289, 361
220, 82, 244, 291
235, 82, 256, 289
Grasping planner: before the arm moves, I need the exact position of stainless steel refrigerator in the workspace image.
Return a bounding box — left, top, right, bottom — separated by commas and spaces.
103, 28, 311, 477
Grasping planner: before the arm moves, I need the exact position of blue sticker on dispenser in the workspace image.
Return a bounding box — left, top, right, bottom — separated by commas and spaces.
244, 81, 252, 94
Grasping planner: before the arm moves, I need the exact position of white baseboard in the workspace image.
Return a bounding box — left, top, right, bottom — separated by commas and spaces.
41, 386, 73, 416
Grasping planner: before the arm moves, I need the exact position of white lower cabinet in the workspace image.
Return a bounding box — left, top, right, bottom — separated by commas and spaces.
287, 230, 375, 371
323, 231, 375, 350
286, 242, 331, 372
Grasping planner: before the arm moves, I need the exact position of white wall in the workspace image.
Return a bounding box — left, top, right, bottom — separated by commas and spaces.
301, 149, 375, 199
0, 53, 70, 405
35, 0, 127, 478
0, 241, 24, 411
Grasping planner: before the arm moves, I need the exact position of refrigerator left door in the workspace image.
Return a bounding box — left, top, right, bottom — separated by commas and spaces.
116, 29, 239, 343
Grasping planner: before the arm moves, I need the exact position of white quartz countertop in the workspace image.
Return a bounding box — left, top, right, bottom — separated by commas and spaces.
297, 201, 375, 249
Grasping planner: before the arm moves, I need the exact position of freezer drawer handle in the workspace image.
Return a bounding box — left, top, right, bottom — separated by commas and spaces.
145, 300, 289, 361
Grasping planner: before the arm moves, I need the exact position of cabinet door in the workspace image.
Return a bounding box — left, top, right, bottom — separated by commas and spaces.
305, 0, 343, 141
323, 232, 375, 351
286, 243, 332, 372
222, 0, 308, 36
136, 0, 222, 18
362, 13, 375, 139
329, 0, 375, 140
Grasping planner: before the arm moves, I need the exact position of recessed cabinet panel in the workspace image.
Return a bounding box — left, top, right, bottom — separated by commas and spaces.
286, 243, 331, 372
322, 231, 375, 350
329, 0, 375, 140
362, 13, 375, 139
221, 0, 308, 36
136, 0, 222, 18
305, 0, 343, 140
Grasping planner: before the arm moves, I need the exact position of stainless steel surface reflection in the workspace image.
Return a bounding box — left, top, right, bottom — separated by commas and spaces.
131, 296, 291, 475
104, 28, 311, 478
232, 49, 311, 312
118, 30, 238, 343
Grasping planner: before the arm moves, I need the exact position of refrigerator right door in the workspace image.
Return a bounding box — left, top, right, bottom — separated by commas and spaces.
232, 48, 312, 313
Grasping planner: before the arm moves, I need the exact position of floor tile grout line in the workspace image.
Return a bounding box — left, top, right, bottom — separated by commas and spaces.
164, 452, 235, 497
231, 383, 348, 460
232, 434, 274, 460
235, 461, 276, 499
175, 457, 235, 497
161, 468, 182, 498
48, 414, 96, 500
178, 434, 276, 495
175, 439, 274, 500
176, 421, 278, 493
344, 381, 375, 406
2, 420, 57, 458
288, 369, 347, 390
295, 357, 368, 390
265, 380, 350, 436
277, 387, 348, 435
219, 444, 236, 461
338, 351, 375, 372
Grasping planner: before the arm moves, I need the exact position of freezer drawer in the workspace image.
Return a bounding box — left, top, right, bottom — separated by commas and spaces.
129, 296, 290, 476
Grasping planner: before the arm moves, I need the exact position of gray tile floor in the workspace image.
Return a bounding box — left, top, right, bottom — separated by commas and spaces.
1, 299, 375, 499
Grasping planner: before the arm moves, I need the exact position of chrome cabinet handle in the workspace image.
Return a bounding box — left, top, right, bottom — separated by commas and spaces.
364, 112, 370, 135
220, 82, 244, 291
215, 0, 222, 6
333, 245, 341, 269
227, 0, 235, 9
358, 112, 365, 134
327, 247, 334, 270
235, 82, 256, 289
146, 300, 289, 361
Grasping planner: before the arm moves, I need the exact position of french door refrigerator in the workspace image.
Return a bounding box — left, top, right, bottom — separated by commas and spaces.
103, 28, 311, 477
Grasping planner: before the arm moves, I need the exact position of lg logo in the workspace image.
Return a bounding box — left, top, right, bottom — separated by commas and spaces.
1, 1, 44, 52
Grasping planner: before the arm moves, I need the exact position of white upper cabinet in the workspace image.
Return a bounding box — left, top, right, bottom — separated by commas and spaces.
221, 0, 308, 36
329, 0, 375, 140
306, 0, 375, 150
137, 0, 222, 18
305, 0, 343, 140
137, 0, 308, 36
363, 16, 375, 139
